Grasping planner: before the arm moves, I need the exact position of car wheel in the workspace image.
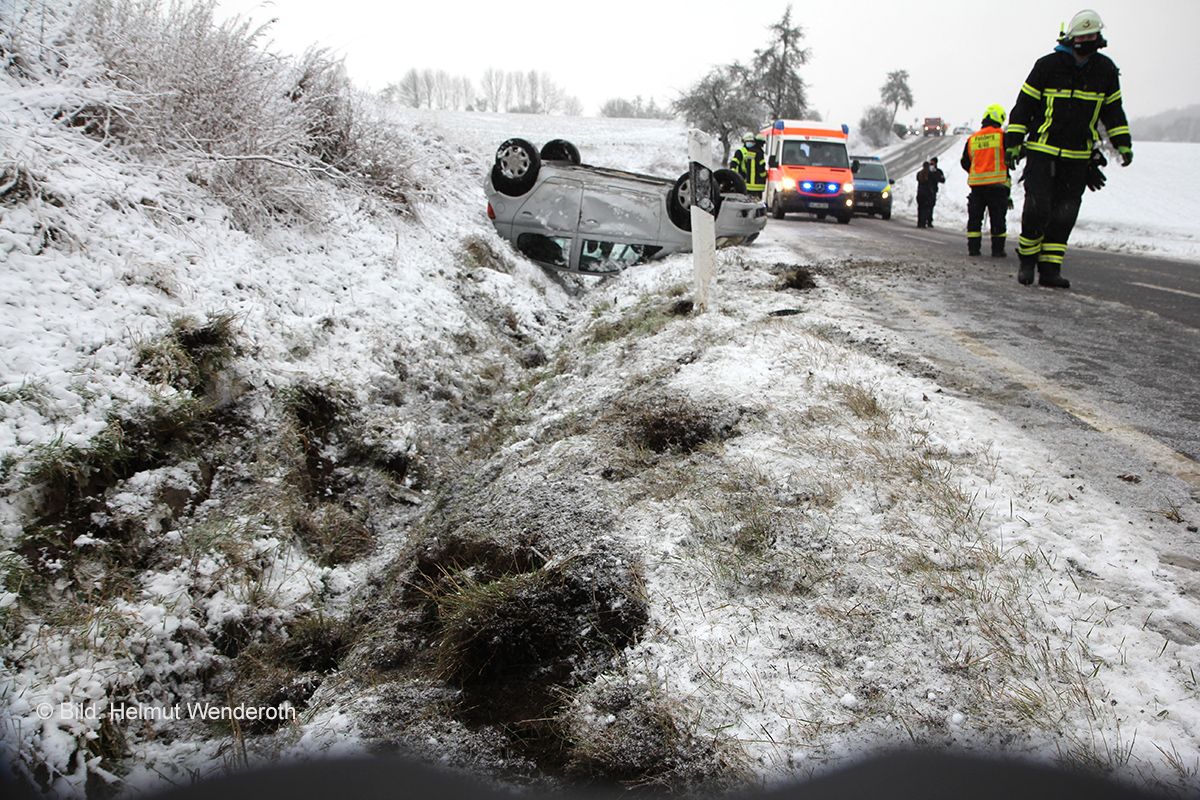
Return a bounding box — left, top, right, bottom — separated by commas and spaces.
881, 209, 892, 220
713, 168, 746, 195
491, 138, 540, 197
668, 172, 693, 231
772, 198, 785, 220
539, 139, 580, 164
837, 213, 852, 225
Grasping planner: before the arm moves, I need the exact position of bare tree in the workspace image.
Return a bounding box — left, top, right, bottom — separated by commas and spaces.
745, 5, 811, 119
481, 68, 504, 113
674, 65, 765, 162
880, 70, 913, 128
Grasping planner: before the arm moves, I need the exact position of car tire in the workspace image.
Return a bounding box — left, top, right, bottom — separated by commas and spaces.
539, 139, 580, 164
491, 138, 540, 197
772, 198, 785, 220
667, 171, 693, 231
881, 209, 892, 220
713, 168, 746, 195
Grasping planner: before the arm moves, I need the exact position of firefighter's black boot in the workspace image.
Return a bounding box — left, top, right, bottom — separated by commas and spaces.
1018, 256, 1036, 285
1037, 263, 1070, 289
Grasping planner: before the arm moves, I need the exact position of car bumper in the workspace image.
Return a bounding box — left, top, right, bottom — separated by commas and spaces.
716, 200, 769, 238
776, 191, 855, 214
852, 193, 892, 214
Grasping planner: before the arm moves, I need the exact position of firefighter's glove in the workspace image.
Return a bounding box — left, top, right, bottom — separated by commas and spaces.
1086, 149, 1108, 191
1004, 146, 1022, 170
1118, 146, 1133, 167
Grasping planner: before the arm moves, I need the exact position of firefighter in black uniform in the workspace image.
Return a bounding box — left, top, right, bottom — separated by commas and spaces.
730, 132, 767, 199
1005, 8, 1132, 288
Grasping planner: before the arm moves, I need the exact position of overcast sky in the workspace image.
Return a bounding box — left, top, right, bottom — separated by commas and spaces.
214, 0, 1199, 128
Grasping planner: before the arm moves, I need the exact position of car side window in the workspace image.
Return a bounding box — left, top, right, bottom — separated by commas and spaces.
516, 233, 572, 267
579, 241, 662, 274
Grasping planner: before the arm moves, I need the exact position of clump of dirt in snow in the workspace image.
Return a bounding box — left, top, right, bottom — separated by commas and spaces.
617, 394, 738, 455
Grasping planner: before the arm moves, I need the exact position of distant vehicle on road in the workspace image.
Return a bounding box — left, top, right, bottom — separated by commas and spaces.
848, 155, 893, 220
485, 138, 766, 274
923, 117, 947, 137
761, 120, 858, 224
952, 124, 972, 135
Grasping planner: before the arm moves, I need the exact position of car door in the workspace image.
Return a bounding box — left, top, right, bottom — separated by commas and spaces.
576, 183, 663, 272
511, 177, 583, 269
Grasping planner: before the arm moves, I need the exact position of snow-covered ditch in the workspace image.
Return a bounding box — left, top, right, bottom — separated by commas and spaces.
2, 14, 1198, 798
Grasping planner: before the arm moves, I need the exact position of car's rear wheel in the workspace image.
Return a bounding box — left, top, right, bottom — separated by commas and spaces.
491, 138, 540, 196
714, 168, 746, 195
539, 139, 580, 165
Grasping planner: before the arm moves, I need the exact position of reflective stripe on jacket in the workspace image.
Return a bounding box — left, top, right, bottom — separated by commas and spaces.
731, 145, 766, 191
1005, 48, 1131, 160
965, 126, 1008, 186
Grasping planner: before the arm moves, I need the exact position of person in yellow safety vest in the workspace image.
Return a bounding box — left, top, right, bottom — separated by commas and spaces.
730, 132, 767, 199
960, 104, 1011, 258
1005, 8, 1132, 288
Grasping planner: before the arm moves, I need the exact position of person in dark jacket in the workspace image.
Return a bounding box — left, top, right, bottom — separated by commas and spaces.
926, 157, 946, 226
730, 132, 767, 199
1006, 8, 1132, 288
961, 104, 1011, 257
915, 161, 933, 227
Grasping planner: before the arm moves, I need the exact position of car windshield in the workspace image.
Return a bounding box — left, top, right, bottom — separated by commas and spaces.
781, 141, 849, 169
855, 162, 888, 181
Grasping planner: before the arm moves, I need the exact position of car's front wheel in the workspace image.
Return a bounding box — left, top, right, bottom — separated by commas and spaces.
491, 138, 540, 196
772, 197, 785, 220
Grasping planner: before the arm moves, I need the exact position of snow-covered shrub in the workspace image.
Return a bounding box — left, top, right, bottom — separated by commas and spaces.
2, 0, 415, 231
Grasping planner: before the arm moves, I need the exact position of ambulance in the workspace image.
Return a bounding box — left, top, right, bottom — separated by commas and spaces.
760, 120, 858, 224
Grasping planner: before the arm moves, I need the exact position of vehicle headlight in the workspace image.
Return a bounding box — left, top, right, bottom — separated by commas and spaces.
881, 189, 890, 199
826, 183, 839, 194
842, 183, 854, 193
800, 181, 813, 191
782, 177, 796, 189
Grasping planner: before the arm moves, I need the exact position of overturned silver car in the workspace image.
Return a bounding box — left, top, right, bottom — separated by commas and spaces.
485, 138, 767, 275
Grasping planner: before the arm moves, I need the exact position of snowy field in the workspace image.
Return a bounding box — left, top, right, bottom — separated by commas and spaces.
3, 66, 1200, 799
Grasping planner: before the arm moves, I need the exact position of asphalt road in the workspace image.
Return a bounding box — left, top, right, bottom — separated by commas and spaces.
761, 196, 1200, 523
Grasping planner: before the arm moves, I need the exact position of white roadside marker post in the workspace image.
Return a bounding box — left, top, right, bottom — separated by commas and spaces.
688, 129, 718, 313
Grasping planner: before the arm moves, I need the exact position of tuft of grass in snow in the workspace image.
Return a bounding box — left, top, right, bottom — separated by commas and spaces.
588, 295, 692, 345
24, 394, 212, 521
135, 312, 240, 394
292, 503, 374, 566
563, 673, 747, 792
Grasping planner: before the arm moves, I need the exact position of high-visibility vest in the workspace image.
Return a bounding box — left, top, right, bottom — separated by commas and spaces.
966, 127, 1007, 187
732, 146, 766, 192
